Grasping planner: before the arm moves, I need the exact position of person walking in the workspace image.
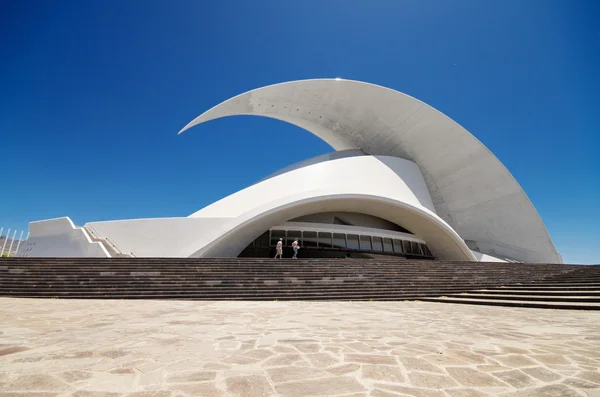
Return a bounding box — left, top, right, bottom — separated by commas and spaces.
291, 239, 300, 259
274, 238, 283, 259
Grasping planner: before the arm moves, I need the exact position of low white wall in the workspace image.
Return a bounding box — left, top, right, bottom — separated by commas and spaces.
16, 217, 110, 258
86, 217, 232, 257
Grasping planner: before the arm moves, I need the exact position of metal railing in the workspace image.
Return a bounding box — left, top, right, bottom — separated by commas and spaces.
0, 227, 29, 257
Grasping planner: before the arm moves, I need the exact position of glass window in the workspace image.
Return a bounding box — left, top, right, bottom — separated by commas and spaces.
333, 233, 346, 249
254, 231, 269, 247
393, 239, 404, 254
347, 234, 359, 250
261, 231, 270, 247
417, 243, 425, 256
423, 245, 433, 257
383, 238, 393, 252
359, 235, 372, 251
287, 230, 301, 247
319, 232, 332, 248
303, 231, 318, 248
270, 230, 285, 246
410, 241, 419, 255
372, 236, 383, 251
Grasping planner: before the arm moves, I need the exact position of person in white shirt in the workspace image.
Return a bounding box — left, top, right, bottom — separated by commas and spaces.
274, 238, 283, 259
291, 239, 300, 259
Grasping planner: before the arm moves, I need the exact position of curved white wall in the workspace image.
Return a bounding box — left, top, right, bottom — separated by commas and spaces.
192, 194, 474, 260
191, 154, 437, 218
187, 154, 474, 261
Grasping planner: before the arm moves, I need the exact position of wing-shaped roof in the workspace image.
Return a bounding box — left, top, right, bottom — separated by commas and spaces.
179, 79, 560, 263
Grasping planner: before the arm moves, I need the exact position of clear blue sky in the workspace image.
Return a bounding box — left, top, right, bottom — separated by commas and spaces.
1, 0, 598, 263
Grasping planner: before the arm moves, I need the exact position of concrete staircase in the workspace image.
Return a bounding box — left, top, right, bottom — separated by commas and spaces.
0, 258, 598, 310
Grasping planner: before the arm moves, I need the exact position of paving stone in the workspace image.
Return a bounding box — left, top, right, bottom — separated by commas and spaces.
326, 363, 361, 375
361, 365, 405, 383
493, 355, 538, 368
373, 384, 445, 397
445, 350, 487, 364
70, 392, 122, 397
562, 377, 599, 389
124, 393, 171, 397
446, 390, 488, 397
345, 342, 375, 353
336, 394, 365, 397
225, 375, 274, 397
4, 375, 70, 392
345, 354, 397, 365
521, 367, 561, 382
262, 353, 303, 367
492, 370, 537, 388
499, 384, 581, 397
396, 356, 443, 373
80, 374, 137, 392
500, 347, 531, 355
475, 364, 510, 372
203, 362, 230, 370
408, 371, 457, 388
422, 354, 469, 366
222, 355, 261, 365
275, 376, 365, 396
577, 370, 600, 385
0, 394, 58, 397
57, 371, 94, 383
370, 390, 405, 397
109, 368, 135, 374
295, 344, 321, 353
166, 370, 217, 383
271, 346, 297, 354
529, 354, 570, 365
446, 367, 507, 387
267, 366, 326, 383
0, 346, 30, 356
171, 383, 224, 397
243, 349, 274, 360
306, 353, 339, 368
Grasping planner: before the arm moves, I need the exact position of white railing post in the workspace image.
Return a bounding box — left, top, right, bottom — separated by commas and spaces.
7, 229, 18, 256
1, 228, 11, 256
0, 227, 3, 239
14, 230, 24, 255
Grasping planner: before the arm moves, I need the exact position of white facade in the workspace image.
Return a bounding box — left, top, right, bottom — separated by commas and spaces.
17, 79, 561, 263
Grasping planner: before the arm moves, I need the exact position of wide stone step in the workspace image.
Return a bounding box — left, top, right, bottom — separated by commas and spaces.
443, 293, 600, 302
419, 297, 600, 310
470, 289, 600, 296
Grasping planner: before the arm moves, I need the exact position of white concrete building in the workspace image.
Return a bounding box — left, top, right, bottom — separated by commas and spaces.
17, 79, 561, 263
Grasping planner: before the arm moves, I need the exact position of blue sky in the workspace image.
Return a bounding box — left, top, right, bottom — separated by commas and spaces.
1, 0, 598, 263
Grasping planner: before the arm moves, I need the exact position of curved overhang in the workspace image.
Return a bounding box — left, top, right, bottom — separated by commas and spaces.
189, 193, 477, 261
180, 79, 561, 263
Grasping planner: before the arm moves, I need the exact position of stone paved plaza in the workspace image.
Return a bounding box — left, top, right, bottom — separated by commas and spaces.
1, 298, 599, 397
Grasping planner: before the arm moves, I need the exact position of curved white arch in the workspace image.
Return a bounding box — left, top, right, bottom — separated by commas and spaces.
185, 154, 474, 260
180, 79, 560, 263
191, 193, 476, 261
